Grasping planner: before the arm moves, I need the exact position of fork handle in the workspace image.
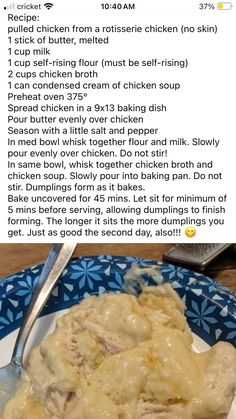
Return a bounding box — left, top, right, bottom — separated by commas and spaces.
11, 243, 76, 371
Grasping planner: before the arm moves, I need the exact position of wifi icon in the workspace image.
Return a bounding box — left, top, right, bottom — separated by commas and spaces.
44, 2, 53, 9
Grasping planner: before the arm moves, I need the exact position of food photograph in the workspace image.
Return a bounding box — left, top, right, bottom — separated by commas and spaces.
0, 243, 235, 419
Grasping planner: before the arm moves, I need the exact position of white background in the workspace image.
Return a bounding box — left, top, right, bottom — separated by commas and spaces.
0, 0, 235, 242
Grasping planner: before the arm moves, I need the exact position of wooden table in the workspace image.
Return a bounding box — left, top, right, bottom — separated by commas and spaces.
0, 243, 235, 293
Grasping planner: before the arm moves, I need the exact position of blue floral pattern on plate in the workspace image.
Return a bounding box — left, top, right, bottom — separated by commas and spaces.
0, 256, 235, 346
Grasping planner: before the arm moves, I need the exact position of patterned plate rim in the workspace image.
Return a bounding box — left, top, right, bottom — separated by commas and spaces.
0, 256, 235, 346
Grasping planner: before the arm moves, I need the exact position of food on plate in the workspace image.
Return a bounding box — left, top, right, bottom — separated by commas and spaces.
1, 283, 236, 418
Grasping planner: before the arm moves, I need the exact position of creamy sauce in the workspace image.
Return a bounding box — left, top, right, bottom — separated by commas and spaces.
1, 282, 236, 419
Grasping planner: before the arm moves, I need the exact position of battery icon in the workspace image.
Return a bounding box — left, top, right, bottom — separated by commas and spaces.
217, 2, 233, 9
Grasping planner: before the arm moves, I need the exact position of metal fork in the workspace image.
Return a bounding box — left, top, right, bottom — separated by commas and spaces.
0, 243, 76, 413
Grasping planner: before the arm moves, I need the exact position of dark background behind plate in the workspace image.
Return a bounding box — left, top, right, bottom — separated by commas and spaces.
0, 244, 235, 292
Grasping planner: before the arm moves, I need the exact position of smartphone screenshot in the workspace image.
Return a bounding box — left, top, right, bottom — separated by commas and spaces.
0, 2, 235, 418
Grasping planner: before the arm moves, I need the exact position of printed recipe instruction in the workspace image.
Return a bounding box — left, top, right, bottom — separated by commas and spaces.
0, 0, 235, 242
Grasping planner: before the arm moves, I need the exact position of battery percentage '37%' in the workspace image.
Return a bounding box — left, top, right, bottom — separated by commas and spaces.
199, 3, 215, 9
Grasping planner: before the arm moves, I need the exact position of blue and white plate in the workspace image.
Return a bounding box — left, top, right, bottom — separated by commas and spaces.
0, 256, 235, 417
